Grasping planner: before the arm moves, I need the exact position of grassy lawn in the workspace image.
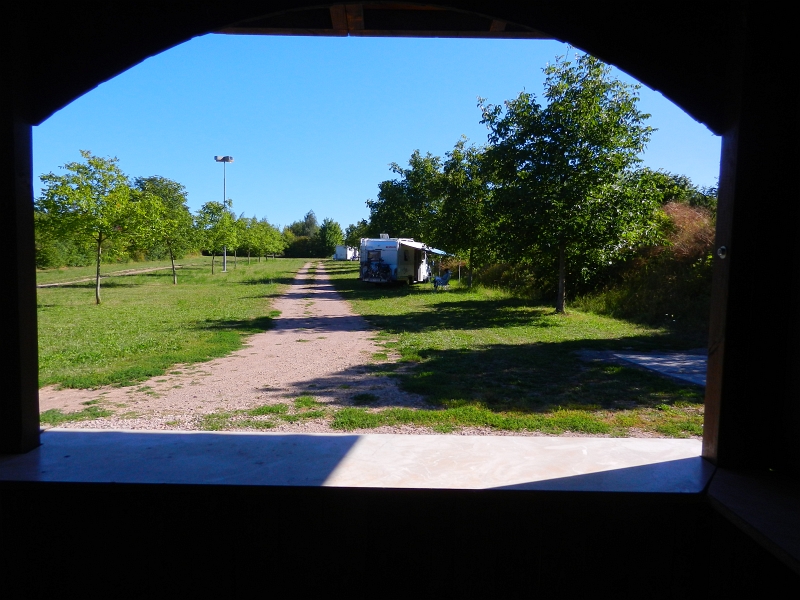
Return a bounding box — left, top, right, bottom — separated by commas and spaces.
36, 256, 207, 285
37, 257, 307, 388
38, 256, 705, 438
324, 260, 706, 438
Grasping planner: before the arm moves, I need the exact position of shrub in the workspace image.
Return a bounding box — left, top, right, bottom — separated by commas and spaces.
573, 202, 714, 330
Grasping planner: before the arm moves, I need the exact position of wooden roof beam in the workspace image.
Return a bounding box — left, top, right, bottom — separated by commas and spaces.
219, 4, 547, 39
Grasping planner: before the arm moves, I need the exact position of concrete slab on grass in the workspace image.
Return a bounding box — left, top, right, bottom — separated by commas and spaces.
612, 352, 707, 387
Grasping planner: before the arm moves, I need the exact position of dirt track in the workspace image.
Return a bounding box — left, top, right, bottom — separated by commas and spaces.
39, 262, 426, 431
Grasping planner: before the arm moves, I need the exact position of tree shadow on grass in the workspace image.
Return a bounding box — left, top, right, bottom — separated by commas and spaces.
329, 267, 708, 344
121, 271, 178, 278
281, 287, 350, 302
195, 313, 280, 333
330, 276, 422, 299
364, 292, 677, 335
169, 265, 211, 273
252, 362, 426, 410
53, 281, 139, 289
397, 336, 705, 415
236, 294, 283, 300
238, 276, 298, 286
363, 298, 555, 333
99, 264, 205, 276
256, 333, 704, 437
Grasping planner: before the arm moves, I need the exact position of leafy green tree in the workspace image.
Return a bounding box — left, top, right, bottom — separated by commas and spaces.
632, 168, 717, 213
439, 138, 491, 286
231, 212, 252, 268
254, 218, 286, 260
366, 150, 443, 241
133, 176, 194, 284
344, 219, 371, 248
286, 210, 319, 238
36, 150, 148, 304
34, 210, 95, 268
283, 235, 316, 258
236, 215, 257, 264
481, 53, 655, 312
249, 218, 266, 261
196, 200, 237, 274
316, 217, 344, 257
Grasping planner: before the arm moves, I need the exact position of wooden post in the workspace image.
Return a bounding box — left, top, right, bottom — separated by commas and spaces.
0, 23, 40, 451
702, 22, 799, 473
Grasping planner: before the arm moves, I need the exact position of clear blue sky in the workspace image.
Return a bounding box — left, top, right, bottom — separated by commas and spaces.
33, 34, 721, 231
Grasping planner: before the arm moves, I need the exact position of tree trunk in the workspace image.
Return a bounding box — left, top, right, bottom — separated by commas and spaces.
169, 246, 177, 285
556, 242, 566, 313
95, 235, 102, 305
248, 249, 251, 265
211, 253, 215, 275
468, 246, 474, 288
234, 249, 237, 269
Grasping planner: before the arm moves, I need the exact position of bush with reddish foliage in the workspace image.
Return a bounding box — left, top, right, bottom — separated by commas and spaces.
574, 201, 715, 333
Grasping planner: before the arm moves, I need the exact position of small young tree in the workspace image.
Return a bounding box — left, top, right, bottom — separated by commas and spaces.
231, 213, 250, 268
36, 150, 147, 304
237, 215, 258, 265
315, 217, 344, 257
134, 176, 194, 284
257, 218, 286, 259
196, 201, 237, 274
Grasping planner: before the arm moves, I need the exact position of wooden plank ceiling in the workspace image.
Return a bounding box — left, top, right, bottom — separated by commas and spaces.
219, 3, 549, 38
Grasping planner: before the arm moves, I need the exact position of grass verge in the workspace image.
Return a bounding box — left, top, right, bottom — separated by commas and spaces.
40, 406, 114, 426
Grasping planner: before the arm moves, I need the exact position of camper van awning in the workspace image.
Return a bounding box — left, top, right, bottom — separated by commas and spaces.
398, 240, 426, 250
397, 240, 448, 255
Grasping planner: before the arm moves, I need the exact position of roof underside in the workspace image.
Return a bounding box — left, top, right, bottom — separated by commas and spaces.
18, 2, 744, 133
220, 3, 549, 39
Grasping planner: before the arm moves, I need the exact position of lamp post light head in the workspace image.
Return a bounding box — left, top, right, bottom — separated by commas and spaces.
214, 156, 234, 163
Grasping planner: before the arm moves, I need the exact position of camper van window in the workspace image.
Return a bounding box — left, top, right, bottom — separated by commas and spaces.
368, 250, 381, 261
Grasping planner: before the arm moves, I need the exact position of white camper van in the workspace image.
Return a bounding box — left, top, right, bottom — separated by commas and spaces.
359, 236, 434, 284
333, 245, 357, 261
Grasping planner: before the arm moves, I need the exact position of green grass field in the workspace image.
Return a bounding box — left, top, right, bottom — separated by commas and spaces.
36, 256, 202, 285
37, 257, 307, 388
324, 260, 706, 437
38, 257, 706, 437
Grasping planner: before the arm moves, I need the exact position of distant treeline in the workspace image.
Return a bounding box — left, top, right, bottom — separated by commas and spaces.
35, 150, 346, 302
35, 154, 346, 272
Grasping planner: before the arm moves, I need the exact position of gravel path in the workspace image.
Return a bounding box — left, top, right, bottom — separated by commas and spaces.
39, 262, 428, 432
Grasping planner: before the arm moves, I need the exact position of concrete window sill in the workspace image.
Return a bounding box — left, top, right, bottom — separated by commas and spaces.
0, 429, 711, 493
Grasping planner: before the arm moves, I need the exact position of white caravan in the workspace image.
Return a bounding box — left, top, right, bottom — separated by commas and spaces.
359, 235, 442, 284
333, 245, 358, 261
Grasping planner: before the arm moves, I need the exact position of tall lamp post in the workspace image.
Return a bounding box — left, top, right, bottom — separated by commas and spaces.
214, 156, 233, 272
